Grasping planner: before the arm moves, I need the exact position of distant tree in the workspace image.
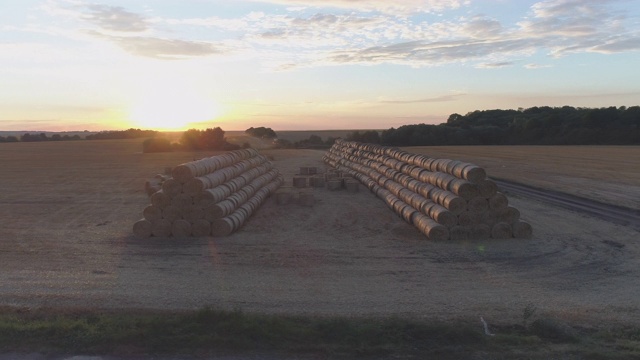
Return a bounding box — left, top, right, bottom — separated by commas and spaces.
346, 130, 381, 144
245, 127, 277, 139
179, 127, 237, 151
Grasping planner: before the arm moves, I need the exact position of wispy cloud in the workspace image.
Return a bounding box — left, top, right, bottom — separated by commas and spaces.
251, 0, 469, 15
82, 4, 149, 32
87, 31, 227, 59
38, 0, 640, 66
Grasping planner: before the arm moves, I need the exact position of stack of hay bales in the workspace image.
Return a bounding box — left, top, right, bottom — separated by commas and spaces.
134, 148, 283, 238
323, 139, 532, 241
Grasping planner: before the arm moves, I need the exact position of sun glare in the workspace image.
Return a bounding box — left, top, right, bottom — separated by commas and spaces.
129, 86, 220, 131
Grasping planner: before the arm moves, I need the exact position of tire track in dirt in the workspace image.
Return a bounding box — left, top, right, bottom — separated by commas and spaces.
495, 178, 640, 231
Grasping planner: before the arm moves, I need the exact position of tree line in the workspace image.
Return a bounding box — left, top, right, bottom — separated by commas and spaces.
377, 106, 640, 146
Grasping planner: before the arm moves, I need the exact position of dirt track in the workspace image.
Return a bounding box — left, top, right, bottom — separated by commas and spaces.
1, 140, 639, 327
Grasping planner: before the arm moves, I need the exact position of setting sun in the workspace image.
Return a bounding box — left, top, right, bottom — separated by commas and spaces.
129, 85, 221, 131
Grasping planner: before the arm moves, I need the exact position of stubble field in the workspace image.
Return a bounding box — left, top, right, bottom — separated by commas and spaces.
0, 139, 639, 329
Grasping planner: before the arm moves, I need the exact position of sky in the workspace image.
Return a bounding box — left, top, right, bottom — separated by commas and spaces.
1, 0, 640, 131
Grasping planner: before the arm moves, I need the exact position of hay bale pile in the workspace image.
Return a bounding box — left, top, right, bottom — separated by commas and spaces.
323, 139, 532, 240
134, 148, 283, 238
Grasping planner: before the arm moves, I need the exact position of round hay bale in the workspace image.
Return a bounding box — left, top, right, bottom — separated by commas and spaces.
470, 224, 491, 239
171, 219, 192, 237
162, 205, 182, 222
425, 203, 457, 227
133, 219, 152, 238
161, 178, 183, 198
512, 220, 533, 239
458, 211, 482, 226
460, 164, 487, 183
480, 209, 498, 226
150, 190, 171, 208
151, 219, 172, 237
477, 179, 498, 198
191, 219, 212, 237
413, 213, 449, 241
491, 222, 513, 239
448, 179, 478, 200
497, 206, 520, 224
211, 217, 237, 237
183, 205, 205, 222
489, 192, 509, 210
467, 197, 489, 212
172, 193, 194, 210
143, 205, 162, 221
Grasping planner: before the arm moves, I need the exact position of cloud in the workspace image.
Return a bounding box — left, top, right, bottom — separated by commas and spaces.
87, 31, 227, 59
83, 4, 150, 32
590, 37, 640, 53
524, 63, 552, 69
476, 61, 515, 69
251, 0, 468, 14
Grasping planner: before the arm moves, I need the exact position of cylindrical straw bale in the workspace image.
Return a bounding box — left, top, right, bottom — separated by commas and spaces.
191, 219, 212, 237
183, 205, 205, 222
470, 224, 491, 240
477, 179, 498, 198
497, 206, 520, 224
413, 213, 449, 241
171, 219, 192, 237
143, 205, 162, 221
151, 219, 172, 237
423, 203, 457, 227
491, 222, 513, 239
133, 219, 152, 238
467, 197, 489, 212
161, 178, 183, 198
150, 190, 172, 209
448, 179, 478, 200
399, 205, 418, 224
162, 205, 182, 222
211, 217, 237, 237
458, 211, 482, 226
460, 164, 487, 184
172, 193, 193, 209
512, 220, 533, 239
481, 209, 498, 226
489, 192, 509, 210
449, 225, 470, 241
435, 191, 467, 215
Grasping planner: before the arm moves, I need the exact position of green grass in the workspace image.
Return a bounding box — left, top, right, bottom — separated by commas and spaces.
1, 306, 640, 359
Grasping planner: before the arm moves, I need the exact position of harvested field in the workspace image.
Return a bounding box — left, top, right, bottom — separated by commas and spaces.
0, 140, 639, 329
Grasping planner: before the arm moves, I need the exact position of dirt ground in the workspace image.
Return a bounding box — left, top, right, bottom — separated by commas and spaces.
0, 140, 639, 329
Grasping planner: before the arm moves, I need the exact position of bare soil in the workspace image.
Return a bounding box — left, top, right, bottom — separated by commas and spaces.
0, 140, 639, 329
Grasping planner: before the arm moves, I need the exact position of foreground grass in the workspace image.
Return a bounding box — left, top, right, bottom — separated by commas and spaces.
1, 307, 640, 359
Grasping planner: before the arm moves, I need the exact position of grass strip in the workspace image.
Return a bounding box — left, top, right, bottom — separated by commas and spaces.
1, 306, 640, 359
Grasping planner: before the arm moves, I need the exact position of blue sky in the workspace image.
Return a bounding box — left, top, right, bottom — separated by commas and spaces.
1, 0, 639, 131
